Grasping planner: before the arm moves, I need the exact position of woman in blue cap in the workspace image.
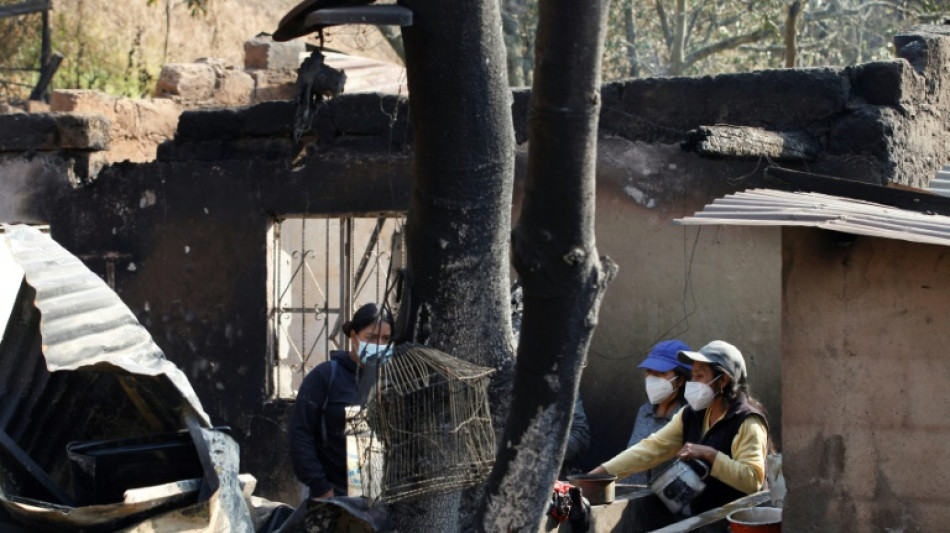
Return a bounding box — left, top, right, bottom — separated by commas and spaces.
619, 340, 692, 486
591, 340, 769, 515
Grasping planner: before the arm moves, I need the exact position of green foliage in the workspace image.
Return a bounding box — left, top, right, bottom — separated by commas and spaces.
51, 9, 157, 97
0, 2, 42, 100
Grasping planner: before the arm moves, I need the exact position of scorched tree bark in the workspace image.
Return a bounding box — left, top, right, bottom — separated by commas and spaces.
475, 0, 615, 530
396, 0, 517, 530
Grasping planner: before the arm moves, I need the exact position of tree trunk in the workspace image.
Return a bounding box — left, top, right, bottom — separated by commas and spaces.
474, 0, 616, 529
785, 1, 802, 68
623, 3, 640, 77
396, 0, 516, 529
669, 0, 688, 75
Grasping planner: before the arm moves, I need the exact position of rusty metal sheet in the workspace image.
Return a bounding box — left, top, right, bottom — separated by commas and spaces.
674, 189, 950, 248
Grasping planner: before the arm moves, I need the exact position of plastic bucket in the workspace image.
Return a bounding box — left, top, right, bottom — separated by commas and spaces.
727, 507, 782, 533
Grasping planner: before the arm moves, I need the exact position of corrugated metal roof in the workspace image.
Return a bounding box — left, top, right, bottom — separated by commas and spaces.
927, 166, 950, 198
0, 224, 211, 506
674, 188, 950, 248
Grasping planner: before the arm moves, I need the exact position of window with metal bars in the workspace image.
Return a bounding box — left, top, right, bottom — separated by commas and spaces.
267, 215, 404, 399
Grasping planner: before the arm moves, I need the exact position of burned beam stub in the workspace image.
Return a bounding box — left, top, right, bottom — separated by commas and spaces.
683, 125, 819, 162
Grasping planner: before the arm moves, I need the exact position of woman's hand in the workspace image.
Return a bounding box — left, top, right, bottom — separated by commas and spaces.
677, 442, 718, 465
588, 465, 608, 476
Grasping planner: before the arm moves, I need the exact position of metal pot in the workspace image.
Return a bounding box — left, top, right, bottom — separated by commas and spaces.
649, 459, 710, 514
566, 474, 617, 505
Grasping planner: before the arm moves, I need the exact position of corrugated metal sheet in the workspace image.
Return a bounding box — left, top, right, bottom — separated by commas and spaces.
674, 188, 950, 248
927, 166, 950, 198
0, 224, 210, 506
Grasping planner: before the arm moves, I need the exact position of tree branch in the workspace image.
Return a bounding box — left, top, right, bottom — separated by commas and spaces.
685, 24, 777, 68
656, 0, 673, 49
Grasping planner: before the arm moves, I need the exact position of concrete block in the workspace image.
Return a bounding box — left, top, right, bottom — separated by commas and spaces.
25, 100, 50, 113
848, 60, 919, 106
0, 114, 56, 150
214, 69, 255, 107
112, 98, 139, 138
242, 100, 295, 137
50, 89, 116, 115
176, 107, 245, 142
155, 63, 216, 102
244, 36, 304, 71
56, 113, 111, 150
827, 105, 893, 156
248, 69, 297, 103
317, 93, 411, 141
135, 98, 182, 140
0, 113, 108, 151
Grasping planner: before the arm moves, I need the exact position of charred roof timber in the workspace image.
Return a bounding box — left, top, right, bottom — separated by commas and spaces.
683, 125, 819, 162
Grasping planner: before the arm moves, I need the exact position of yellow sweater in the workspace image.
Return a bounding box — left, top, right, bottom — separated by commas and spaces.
602, 408, 767, 494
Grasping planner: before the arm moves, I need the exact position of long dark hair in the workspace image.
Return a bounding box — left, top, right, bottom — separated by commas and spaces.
711, 363, 768, 419
342, 303, 393, 338
711, 363, 774, 453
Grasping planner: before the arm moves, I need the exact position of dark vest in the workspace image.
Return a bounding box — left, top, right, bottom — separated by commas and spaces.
680, 394, 766, 514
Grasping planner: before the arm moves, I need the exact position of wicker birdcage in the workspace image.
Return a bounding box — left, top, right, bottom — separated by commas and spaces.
358, 343, 496, 504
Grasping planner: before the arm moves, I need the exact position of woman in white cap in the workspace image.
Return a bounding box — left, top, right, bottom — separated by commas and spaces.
619, 340, 692, 486
590, 340, 769, 514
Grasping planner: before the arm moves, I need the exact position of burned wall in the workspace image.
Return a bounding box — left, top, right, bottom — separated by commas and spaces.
782, 227, 950, 531
2, 95, 412, 504
4, 26, 950, 505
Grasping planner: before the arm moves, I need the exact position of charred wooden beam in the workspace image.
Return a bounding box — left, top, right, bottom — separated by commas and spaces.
0, 429, 75, 506
683, 124, 819, 161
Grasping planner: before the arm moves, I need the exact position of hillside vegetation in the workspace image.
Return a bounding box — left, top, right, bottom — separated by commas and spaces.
0, 0, 400, 100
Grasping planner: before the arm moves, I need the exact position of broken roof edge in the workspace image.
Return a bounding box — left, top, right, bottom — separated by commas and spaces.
0, 224, 211, 427
674, 188, 950, 248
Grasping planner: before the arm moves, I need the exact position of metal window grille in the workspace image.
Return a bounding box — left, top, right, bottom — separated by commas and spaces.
267, 215, 404, 399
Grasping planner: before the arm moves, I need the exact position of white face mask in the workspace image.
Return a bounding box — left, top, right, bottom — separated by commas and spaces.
358, 341, 393, 364
684, 375, 721, 410
645, 375, 678, 405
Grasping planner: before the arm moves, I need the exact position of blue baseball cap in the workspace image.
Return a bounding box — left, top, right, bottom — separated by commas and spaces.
638, 340, 693, 373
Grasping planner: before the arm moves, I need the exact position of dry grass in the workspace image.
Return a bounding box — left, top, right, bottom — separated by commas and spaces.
2, 0, 402, 99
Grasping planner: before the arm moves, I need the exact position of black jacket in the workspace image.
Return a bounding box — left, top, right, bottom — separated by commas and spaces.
680, 393, 767, 513
289, 351, 358, 496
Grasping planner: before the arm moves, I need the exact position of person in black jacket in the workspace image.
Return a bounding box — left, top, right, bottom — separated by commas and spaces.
288, 303, 393, 500
590, 341, 769, 515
